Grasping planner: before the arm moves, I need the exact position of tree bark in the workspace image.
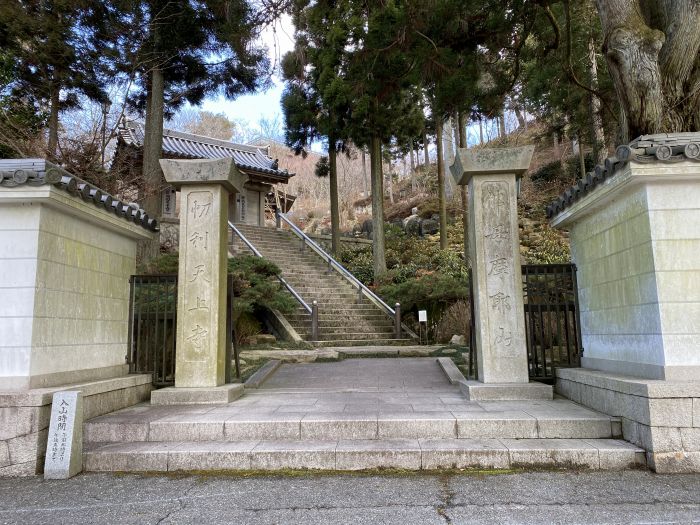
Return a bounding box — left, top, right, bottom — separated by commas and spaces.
370, 133, 386, 280
435, 119, 448, 250
478, 117, 484, 144
141, 66, 165, 261
361, 147, 369, 197
588, 35, 607, 164
47, 82, 60, 159
457, 110, 469, 267
328, 140, 340, 256
498, 111, 506, 138
409, 145, 415, 173
423, 129, 429, 165
595, 0, 700, 137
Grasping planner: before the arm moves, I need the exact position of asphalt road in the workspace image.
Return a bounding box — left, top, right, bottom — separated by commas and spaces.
1, 470, 699, 524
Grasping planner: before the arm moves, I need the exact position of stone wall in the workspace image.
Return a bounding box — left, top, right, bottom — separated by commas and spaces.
557, 368, 699, 473
0, 165, 157, 477
0, 375, 152, 477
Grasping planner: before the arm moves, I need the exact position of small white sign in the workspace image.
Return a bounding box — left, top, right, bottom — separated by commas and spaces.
44, 391, 83, 479
162, 187, 177, 218
418, 310, 427, 323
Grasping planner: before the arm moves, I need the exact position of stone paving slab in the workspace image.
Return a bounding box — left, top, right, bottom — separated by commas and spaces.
83, 438, 646, 472
85, 392, 623, 442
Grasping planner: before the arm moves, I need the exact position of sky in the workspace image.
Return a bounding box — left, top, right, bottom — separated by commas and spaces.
200, 15, 296, 128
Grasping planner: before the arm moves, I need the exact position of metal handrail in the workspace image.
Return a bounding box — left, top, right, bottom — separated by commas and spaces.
276, 212, 416, 339
228, 221, 316, 321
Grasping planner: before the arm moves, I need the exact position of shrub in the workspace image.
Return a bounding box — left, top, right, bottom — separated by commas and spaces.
525, 228, 571, 263
340, 225, 469, 342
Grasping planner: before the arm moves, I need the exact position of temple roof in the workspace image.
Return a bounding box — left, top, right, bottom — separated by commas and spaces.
118, 119, 294, 183
547, 132, 700, 219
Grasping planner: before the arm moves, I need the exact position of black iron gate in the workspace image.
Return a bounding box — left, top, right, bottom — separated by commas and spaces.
467, 263, 582, 382
127, 274, 239, 386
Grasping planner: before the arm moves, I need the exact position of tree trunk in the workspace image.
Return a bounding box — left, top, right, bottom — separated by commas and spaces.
588, 35, 607, 164
594, 0, 700, 137
409, 146, 415, 172
141, 66, 165, 261
457, 111, 469, 267
498, 111, 506, 138
479, 117, 484, 144
361, 147, 369, 197
47, 82, 60, 159
423, 129, 429, 165
515, 107, 526, 129
370, 133, 386, 280
328, 141, 340, 256
386, 162, 394, 204
578, 134, 587, 177
435, 119, 448, 250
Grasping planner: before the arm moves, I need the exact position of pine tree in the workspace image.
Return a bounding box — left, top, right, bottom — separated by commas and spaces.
110, 0, 271, 260
0, 0, 111, 158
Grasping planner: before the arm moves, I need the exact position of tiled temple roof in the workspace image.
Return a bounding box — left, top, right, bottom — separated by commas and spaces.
0, 158, 158, 231
546, 132, 700, 219
118, 120, 293, 182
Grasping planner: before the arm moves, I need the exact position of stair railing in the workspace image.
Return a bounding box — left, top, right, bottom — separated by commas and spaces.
229, 221, 319, 340
276, 211, 417, 339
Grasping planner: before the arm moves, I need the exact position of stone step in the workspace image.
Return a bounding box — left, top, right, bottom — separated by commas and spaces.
305, 332, 398, 341
312, 338, 427, 347
84, 409, 619, 443
287, 318, 394, 329
83, 438, 645, 472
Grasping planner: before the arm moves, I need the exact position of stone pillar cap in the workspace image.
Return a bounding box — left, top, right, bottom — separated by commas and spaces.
159, 158, 248, 193
450, 145, 535, 186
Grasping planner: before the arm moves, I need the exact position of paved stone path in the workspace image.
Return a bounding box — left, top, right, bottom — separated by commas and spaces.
259, 357, 453, 391
1, 471, 699, 524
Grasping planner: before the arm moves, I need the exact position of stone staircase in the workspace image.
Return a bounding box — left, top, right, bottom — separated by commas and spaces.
230, 224, 415, 346
82, 395, 646, 472
82, 358, 646, 473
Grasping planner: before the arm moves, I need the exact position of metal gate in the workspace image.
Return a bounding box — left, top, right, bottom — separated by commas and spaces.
467, 263, 582, 382
127, 274, 239, 386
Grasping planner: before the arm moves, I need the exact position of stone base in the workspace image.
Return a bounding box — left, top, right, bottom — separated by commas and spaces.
150, 384, 244, 405
459, 381, 553, 401
0, 374, 152, 478
556, 367, 700, 473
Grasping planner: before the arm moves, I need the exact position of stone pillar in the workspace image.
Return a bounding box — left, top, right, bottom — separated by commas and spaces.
451, 147, 551, 400
152, 158, 247, 404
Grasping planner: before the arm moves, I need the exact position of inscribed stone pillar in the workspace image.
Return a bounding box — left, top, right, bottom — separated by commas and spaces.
159, 158, 247, 388
451, 147, 534, 385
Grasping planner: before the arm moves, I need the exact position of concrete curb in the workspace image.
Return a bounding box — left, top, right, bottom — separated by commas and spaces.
437, 357, 466, 385
244, 360, 282, 389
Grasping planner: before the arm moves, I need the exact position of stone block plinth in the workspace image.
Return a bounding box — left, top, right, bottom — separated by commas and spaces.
150, 384, 244, 405
451, 146, 534, 384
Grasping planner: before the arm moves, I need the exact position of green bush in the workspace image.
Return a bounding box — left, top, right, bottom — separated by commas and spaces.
340, 225, 469, 341
227, 255, 296, 322
525, 228, 571, 264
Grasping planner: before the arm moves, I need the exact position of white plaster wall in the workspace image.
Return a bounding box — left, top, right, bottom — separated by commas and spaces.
646, 181, 700, 373
0, 203, 40, 388
555, 160, 700, 380
0, 185, 152, 390
569, 183, 666, 374
245, 189, 260, 226
29, 204, 137, 381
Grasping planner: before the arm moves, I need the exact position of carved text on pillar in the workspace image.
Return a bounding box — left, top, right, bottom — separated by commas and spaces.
183, 191, 213, 362
482, 181, 519, 357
